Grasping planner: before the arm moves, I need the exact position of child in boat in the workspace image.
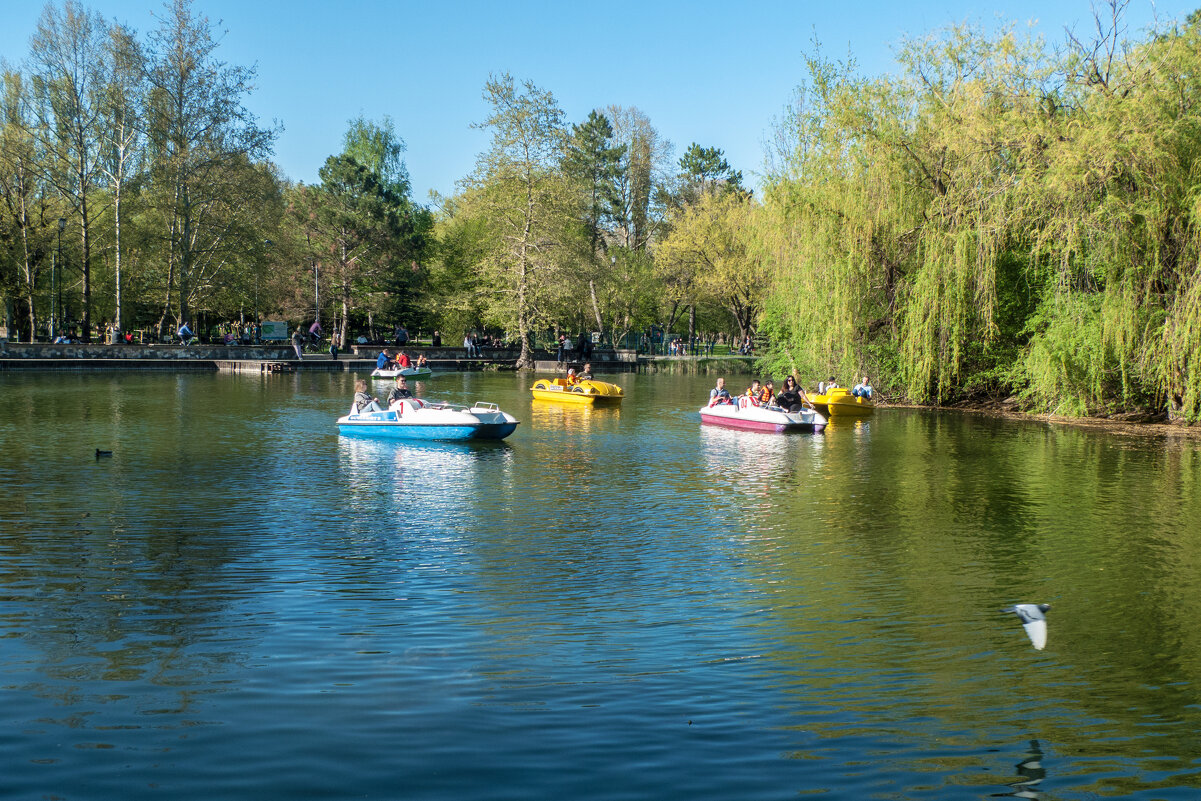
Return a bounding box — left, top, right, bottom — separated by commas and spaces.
760, 380, 775, 405
376, 349, 392, 371
415, 354, 429, 368
353, 379, 381, 413
397, 351, 411, 369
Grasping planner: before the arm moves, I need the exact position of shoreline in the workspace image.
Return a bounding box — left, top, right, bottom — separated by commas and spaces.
885, 401, 1200, 439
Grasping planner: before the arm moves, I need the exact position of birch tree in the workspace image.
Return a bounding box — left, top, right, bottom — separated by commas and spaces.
462, 74, 580, 369
27, 0, 108, 339
143, 0, 275, 331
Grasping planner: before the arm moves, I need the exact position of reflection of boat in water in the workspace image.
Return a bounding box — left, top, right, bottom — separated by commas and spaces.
699, 422, 822, 493
337, 435, 515, 520
699, 396, 827, 433
529, 397, 620, 431
530, 377, 623, 405
811, 387, 874, 416
371, 366, 433, 379
336, 398, 518, 441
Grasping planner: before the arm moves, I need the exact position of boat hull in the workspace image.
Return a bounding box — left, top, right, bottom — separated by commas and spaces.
338, 418, 517, 441
698, 399, 826, 433
530, 378, 623, 405
336, 401, 518, 441
811, 388, 874, 416
371, 367, 433, 379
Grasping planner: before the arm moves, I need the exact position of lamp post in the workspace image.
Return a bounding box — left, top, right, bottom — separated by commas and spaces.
53, 217, 65, 340
259, 239, 271, 327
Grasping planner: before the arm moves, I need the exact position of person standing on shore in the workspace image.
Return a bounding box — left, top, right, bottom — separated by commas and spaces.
292, 326, 305, 360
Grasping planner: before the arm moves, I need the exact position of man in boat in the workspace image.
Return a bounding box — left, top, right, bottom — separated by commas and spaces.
387, 376, 413, 407
852, 376, 873, 398
745, 379, 763, 403
579, 363, 594, 379
376, 349, 392, 371
709, 377, 732, 404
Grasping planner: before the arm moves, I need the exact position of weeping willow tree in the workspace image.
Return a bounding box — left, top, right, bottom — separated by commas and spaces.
762, 5, 1201, 421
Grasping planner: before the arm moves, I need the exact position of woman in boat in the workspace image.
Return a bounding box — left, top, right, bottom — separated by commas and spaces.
775, 375, 813, 412
415, 354, 429, 368
353, 379, 381, 413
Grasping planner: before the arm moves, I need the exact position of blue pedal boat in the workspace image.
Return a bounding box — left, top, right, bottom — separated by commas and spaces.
337, 398, 519, 441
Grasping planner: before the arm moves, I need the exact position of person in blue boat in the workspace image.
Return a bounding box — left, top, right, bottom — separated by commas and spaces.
709, 377, 732, 404
387, 376, 412, 408
376, 349, 392, 370
353, 379, 381, 413
852, 376, 873, 399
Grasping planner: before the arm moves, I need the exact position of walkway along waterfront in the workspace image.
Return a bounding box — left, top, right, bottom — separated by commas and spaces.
0, 341, 757, 374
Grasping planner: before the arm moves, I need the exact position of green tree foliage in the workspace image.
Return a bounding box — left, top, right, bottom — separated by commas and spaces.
762, 6, 1201, 420
657, 191, 767, 342
289, 141, 431, 347
0, 69, 57, 340
143, 0, 276, 331
676, 142, 745, 202
27, 0, 109, 339
458, 73, 585, 368
342, 114, 411, 198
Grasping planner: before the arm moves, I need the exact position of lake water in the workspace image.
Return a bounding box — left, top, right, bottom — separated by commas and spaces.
2, 369, 1201, 800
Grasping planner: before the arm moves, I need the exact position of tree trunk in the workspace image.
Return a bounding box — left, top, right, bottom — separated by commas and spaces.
589, 279, 603, 333
113, 184, 122, 332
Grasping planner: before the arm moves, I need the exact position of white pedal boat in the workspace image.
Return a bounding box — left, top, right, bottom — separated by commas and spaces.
337, 398, 519, 441
371, 366, 433, 379
699, 396, 827, 433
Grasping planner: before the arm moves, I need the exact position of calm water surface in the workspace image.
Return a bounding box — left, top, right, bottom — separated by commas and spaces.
2, 370, 1201, 800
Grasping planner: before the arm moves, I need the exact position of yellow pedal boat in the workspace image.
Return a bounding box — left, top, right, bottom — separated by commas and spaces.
531, 377, 624, 405
811, 387, 874, 416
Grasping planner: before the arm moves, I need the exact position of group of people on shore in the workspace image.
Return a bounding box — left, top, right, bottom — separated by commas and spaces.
710, 374, 873, 410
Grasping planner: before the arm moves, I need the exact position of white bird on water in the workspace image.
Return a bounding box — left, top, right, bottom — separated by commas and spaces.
1003, 603, 1051, 650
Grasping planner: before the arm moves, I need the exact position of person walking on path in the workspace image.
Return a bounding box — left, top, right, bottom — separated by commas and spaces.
292, 326, 305, 360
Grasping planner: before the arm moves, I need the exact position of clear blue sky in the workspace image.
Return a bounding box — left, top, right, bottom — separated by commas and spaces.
1, 0, 1194, 200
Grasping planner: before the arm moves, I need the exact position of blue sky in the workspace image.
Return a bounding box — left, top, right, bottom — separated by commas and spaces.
1, 0, 1194, 200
